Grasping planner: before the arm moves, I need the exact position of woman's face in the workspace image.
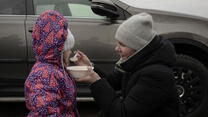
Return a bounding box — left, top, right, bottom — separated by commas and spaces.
63, 49, 72, 66
115, 41, 136, 61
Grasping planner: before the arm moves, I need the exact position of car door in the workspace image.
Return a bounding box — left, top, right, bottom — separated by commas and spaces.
0, 0, 27, 97
26, 0, 125, 97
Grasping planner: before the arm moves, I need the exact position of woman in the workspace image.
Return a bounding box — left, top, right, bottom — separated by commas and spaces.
24, 10, 79, 117
74, 13, 179, 117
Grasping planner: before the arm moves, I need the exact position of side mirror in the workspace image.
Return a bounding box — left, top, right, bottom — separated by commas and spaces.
91, 0, 119, 19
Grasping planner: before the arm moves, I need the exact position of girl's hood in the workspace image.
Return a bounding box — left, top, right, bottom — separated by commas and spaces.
32, 10, 68, 66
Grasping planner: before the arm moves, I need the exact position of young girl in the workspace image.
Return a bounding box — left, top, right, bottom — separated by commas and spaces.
24, 10, 79, 117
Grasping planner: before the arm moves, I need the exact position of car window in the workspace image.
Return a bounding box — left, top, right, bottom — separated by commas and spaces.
67, 3, 103, 18
36, 5, 55, 14
0, 0, 26, 15
33, 0, 104, 19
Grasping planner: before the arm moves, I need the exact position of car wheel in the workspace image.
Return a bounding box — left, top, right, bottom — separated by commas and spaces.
173, 54, 208, 117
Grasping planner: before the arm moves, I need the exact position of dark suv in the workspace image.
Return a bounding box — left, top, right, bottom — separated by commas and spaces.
0, 0, 208, 117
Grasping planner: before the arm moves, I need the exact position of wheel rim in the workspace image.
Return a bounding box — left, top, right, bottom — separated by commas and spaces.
173, 67, 205, 117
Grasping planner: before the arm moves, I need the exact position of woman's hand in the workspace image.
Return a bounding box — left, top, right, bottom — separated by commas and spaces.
73, 50, 93, 66
74, 66, 101, 84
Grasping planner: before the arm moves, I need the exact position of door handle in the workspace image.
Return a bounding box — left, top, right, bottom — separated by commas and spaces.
28, 27, 33, 33
28, 29, 33, 33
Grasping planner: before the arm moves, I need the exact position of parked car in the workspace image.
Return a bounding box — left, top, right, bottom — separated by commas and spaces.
0, 0, 207, 117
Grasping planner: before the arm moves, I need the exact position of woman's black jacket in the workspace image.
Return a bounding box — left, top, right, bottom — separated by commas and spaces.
91, 36, 179, 117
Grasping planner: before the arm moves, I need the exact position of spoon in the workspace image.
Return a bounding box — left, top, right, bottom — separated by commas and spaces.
70, 53, 78, 62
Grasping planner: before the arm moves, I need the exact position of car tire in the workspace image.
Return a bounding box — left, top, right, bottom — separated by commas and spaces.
173, 54, 208, 117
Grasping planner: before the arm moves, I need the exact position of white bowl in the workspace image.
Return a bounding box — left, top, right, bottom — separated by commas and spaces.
67, 66, 94, 78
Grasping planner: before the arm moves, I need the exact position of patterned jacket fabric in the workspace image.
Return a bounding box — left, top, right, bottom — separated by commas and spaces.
25, 10, 79, 117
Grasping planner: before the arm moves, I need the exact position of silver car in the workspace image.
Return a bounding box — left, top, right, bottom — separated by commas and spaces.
0, 0, 207, 117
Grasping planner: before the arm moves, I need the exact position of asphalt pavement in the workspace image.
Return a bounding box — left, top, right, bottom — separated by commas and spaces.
0, 101, 99, 117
